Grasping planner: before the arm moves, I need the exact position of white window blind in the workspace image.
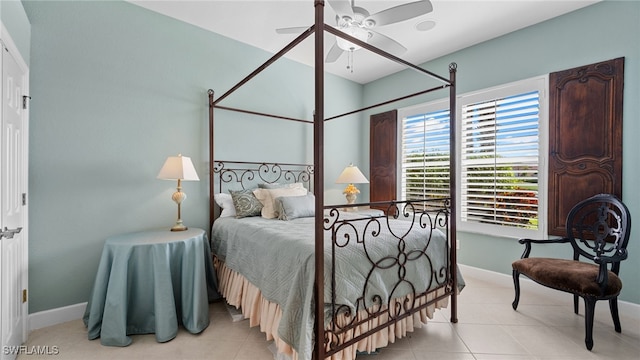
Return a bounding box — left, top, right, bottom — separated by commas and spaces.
460, 90, 540, 231
401, 103, 450, 205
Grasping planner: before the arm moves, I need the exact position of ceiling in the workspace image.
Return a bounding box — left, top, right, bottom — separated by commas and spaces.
129, 0, 599, 84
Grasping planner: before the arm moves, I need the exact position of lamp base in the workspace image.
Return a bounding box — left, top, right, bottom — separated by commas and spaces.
170, 224, 188, 232
345, 193, 358, 212
170, 219, 188, 232
170, 188, 188, 231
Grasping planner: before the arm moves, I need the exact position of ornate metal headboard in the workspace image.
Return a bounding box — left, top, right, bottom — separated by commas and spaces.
211, 160, 314, 220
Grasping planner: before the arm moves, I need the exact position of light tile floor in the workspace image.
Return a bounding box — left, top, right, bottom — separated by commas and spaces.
17, 268, 640, 360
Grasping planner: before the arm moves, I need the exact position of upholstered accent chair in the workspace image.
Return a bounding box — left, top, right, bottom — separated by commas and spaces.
512, 194, 631, 350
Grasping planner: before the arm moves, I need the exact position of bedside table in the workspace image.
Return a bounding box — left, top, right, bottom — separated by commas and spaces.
83, 228, 220, 346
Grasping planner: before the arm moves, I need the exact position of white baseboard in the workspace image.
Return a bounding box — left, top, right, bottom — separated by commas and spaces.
26, 265, 640, 331
458, 264, 640, 321
28, 302, 87, 331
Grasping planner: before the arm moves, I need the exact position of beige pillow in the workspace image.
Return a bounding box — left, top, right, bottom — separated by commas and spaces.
253, 184, 307, 219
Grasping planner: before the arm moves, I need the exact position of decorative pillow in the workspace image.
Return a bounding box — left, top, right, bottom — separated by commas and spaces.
229, 189, 263, 218
214, 193, 236, 218
253, 185, 307, 219
258, 183, 283, 189
280, 182, 304, 190
276, 193, 315, 220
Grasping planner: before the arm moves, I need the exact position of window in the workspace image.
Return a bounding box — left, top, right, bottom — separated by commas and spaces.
399, 100, 451, 210
398, 77, 548, 238
458, 77, 547, 238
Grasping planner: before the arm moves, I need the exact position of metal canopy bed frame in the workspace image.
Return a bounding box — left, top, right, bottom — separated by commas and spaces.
207, 1, 458, 359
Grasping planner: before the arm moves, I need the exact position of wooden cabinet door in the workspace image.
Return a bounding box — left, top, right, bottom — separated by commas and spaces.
548, 57, 624, 236
370, 110, 397, 213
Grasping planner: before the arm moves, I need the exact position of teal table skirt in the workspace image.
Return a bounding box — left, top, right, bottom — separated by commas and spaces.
83, 228, 220, 346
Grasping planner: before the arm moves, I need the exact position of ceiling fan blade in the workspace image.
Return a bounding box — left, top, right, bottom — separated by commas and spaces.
368, 30, 407, 55
325, 40, 344, 63
366, 0, 433, 27
276, 26, 310, 35
327, 0, 354, 19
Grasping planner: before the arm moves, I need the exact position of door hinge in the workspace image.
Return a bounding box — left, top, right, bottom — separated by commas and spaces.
22, 289, 28, 303
23, 95, 31, 110
22, 193, 27, 206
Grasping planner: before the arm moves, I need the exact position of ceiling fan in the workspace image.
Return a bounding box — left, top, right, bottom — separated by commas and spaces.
276, 0, 433, 67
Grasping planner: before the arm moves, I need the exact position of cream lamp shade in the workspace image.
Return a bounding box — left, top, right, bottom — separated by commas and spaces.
157, 154, 200, 181
157, 154, 199, 231
336, 164, 369, 209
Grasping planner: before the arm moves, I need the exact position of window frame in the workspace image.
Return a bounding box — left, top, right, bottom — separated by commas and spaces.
397, 75, 549, 239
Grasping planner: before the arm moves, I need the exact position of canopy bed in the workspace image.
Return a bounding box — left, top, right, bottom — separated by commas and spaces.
207, 2, 459, 359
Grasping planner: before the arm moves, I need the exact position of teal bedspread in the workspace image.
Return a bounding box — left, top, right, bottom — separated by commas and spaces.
211, 212, 458, 359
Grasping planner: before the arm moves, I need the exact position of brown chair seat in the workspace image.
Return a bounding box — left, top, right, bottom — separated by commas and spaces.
512, 258, 622, 298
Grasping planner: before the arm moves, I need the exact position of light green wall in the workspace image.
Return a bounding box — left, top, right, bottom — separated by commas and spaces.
23, 0, 363, 313
1, 0, 31, 63
363, 0, 640, 304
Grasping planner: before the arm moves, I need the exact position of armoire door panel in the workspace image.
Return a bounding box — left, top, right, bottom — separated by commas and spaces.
548, 57, 623, 236
549, 172, 612, 236
370, 110, 397, 213
554, 81, 615, 159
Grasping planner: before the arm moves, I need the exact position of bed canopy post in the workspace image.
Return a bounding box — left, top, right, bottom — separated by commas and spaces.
448, 62, 458, 324
208, 89, 215, 231
313, 2, 326, 359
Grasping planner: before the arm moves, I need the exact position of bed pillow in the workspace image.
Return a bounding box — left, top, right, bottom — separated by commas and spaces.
229, 189, 263, 218
214, 193, 236, 218
276, 193, 315, 220
258, 183, 283, 189
253, 185, 307, 219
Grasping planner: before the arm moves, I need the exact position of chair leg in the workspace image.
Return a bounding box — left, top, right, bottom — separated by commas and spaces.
584, 297, 595, 350
512, 270, 520, 310
573, 294, 579, 314
609, 297, 622, 333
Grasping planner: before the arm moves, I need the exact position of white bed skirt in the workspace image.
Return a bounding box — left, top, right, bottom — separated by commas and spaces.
214, 257, 450, 360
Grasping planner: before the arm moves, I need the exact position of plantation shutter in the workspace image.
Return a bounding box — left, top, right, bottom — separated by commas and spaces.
460, 91, 540, 229
401, 109, 451, 204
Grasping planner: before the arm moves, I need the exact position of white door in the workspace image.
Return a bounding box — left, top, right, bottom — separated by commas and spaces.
0, 32, 29, 360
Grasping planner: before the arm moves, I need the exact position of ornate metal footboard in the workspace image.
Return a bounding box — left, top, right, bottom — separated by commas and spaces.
323, 199, 453, 356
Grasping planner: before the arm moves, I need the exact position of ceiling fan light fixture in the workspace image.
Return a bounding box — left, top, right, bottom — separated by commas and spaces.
336, 26, 369, 52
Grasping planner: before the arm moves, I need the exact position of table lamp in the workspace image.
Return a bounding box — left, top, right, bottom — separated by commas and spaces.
157, 154, 200, 231
335, 163, 369, 211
